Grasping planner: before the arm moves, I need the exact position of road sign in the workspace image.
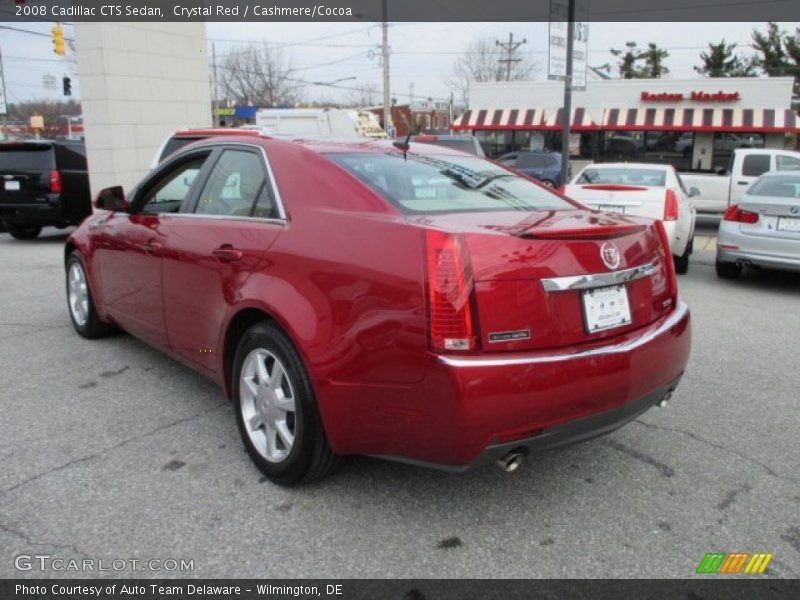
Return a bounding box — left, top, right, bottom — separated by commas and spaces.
548, 0, 589, 90
43, 74, 56, 90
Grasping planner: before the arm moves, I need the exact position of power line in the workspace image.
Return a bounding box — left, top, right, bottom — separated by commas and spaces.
0, 24, 74, 42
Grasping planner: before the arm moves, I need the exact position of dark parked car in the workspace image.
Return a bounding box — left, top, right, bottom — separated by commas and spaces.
0, 140, 91, 239
410, 134, 485, 157
496, 151, 565, 187
66, 135, 690, 486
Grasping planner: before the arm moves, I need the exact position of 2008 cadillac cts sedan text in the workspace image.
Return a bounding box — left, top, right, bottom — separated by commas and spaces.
65, 136, 691, 485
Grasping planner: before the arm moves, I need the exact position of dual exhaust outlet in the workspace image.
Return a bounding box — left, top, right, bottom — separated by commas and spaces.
495, 390, 674, 473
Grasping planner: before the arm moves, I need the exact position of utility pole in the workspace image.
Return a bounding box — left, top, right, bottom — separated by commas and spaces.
496, 32, 527, 82
211, 42, 219, 127
381, 0, 392, 136
559, 0, 575, 187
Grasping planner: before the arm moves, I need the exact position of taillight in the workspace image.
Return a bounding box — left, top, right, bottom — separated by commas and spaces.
49, 170, 62, 193
655, 220, 677, 307
723, 204, 759, 224
425, 230, 478, 352
663, 189, 678, 221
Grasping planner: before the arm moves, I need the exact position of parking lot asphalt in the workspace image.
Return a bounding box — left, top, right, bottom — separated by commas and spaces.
0, 222, 798, 579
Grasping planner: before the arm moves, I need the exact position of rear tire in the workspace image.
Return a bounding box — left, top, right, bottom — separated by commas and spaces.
65, 251, 117, 338
673, 240, 691, 275
716, 260, 742, 279
6, 223, 42, 240
232, 321, 339, 486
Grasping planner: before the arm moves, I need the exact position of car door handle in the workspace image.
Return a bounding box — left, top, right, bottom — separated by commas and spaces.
140, 240, 163, 254
737, 181, 749, 185
212, 245, 243, 262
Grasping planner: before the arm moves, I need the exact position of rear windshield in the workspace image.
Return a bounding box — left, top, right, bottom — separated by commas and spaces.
416, 139, 478, 155
0, 144, 55, 171
747, 176, 800, 198
328, 153, 574, 214
576, 167, 666, 187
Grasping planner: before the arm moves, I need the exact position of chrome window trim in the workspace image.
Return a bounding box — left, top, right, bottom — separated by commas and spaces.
540, 261, 657, 292
166, 141, 287, 221
162, 212, 286, 227
437, 301, 688, 368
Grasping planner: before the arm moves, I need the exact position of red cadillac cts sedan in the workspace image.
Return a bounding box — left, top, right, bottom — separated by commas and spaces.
65, 135, 691, 485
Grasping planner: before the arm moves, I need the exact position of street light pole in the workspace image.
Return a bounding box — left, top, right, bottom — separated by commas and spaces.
559, 0, 575, 187
381, 0, 392, 136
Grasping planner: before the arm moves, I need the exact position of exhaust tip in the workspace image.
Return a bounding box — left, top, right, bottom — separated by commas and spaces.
657, 391, 673, 408
497, 450, 525, 473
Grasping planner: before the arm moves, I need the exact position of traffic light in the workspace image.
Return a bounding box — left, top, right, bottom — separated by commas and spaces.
52, 23, 65, 56
63, 76, 72, 97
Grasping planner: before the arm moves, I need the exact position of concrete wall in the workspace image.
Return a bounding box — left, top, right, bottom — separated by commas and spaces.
75, 23, 211, 196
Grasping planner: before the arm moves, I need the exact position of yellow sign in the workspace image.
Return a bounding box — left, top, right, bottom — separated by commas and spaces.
30, 115, 45, 129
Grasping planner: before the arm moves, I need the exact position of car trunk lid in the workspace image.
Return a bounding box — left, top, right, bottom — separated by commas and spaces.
412, 209, 675, 353
564, 183, 668, 221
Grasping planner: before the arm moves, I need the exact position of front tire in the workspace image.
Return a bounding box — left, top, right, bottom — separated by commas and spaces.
233, 321, 339, 486
716, 260, 742, 279
65, 252, 116, 338
6, 223, 42, 240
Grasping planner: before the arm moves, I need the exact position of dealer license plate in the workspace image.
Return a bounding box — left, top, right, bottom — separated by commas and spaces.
582, 284, 632, 333
777, 217, 800, 232
4, 180, 20, 191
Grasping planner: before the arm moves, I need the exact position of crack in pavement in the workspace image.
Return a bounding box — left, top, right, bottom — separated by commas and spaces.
0, 401, 228, 497
601, 438, 675, 478
634, 419, 798, 486
0, 520, 90, 559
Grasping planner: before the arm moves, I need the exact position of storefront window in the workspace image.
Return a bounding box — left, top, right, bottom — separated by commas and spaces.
712, 133, 764, 170
597, 130, 693, 171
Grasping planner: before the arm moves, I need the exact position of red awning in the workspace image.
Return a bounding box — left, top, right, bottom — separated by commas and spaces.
452, 107, 599, 131
452, 107, 800, 133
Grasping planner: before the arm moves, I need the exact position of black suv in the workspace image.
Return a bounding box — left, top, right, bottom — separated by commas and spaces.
0, 140, 91, 239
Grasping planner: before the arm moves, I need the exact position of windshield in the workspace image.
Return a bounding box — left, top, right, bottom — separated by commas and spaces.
576, 167, 666, 187
748, 175, 800, 198
328, 153, 573, 214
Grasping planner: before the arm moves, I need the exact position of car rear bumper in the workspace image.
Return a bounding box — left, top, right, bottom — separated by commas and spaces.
0, 194, 67, 224
327, 301, 691, 468
717, 222, 800, 272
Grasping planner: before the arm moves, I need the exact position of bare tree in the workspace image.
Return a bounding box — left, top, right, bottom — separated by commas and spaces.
345, 82, 380, 108
448, 36, 536, 106
219, 43, 302, 107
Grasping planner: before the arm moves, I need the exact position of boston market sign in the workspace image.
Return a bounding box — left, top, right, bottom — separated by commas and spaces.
641, 91, 741, 102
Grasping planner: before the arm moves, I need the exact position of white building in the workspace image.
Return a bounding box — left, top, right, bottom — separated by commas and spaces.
453, 77, 798, 172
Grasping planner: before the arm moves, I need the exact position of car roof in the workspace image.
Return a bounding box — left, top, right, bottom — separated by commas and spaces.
179, 133, 474, 157
172, 128, 262, 138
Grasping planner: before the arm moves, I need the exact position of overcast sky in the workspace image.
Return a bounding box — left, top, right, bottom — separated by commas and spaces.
1, 21, 798, 106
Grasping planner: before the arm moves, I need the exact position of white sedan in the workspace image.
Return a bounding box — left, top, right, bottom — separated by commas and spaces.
564, 163, 697, 273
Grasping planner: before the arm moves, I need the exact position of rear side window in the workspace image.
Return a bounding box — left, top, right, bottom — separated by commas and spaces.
0, 144, 55, 171
328, 153, 574, 214
742, 154, 771, 177
53, 143, 87, 171
194, 150, 268, 217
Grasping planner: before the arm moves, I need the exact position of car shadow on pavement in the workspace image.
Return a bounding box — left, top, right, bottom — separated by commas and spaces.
0, 229, 73, 245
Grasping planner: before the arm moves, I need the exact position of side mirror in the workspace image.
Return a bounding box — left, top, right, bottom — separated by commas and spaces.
688, 187, 701, 198
714, 165, 727, 176
95, 186, 128, 211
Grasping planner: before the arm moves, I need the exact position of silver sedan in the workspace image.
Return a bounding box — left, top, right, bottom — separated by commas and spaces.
716, 172, 800, 278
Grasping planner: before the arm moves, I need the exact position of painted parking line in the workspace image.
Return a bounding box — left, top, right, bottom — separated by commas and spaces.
694, 235, 717, 251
